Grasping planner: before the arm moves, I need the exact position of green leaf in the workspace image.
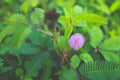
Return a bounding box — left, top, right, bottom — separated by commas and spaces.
30, 0, 39, 7
58, 16, 67, 29
89, 27, 103, 48
55, 0, 75, 8
42, 59, 51, 80
110, 1, 120, 13
96, 3, 110, 15
79, 61, 120, 80
99, 37, 120, 51
58, 15, 71, 30
29, 30, 54, 51
79, 53, 93, 63
59, 70, 79, 80
70, 55, 80, 69
100, 50, 120, 62
63, 7, 75, 17
21, 0, 30, 14
16, 68, 24, 77
58, 36, 69, 50
72, 14, 87, 27
31, 8, 44, 25
7, 14, 28, 24
23, 76, 33, 80
25, 52, 49, 77
41, 36, 54, 51
16, 43, 39, 55
0, 25, 17, 43
12, 27, 31, 48
84, 14, 107, 24
64, 27, 73, 38
73, 5, 83, 15
29, 29, 44, 46
0, 58, 3, 67
0, 66, 13, 73
74, 13, 107, 24
18, 43, 40, 55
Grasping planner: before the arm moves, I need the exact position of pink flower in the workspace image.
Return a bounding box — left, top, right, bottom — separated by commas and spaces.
68, 33, 85, 50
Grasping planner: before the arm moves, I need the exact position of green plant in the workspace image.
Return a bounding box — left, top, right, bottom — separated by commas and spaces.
79, 61, 120, 80
0, 0, 120, 80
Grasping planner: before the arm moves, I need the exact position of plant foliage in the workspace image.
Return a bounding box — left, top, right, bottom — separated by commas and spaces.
79, 61, 120, 80
0, 0, 120, 80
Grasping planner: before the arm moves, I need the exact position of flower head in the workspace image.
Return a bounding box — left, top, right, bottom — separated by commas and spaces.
68, 33, 85, 50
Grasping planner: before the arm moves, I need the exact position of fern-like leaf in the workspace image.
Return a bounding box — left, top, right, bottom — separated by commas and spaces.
31, 8, 44, 25
0, 14, 29, 43
79, 61, 120, 80
7, 14, 28, 25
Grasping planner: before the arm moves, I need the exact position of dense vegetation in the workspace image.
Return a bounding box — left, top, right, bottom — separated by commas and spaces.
0, 0, 120, 80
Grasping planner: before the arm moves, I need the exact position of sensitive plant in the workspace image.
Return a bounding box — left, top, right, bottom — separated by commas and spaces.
0, 0, 120, 80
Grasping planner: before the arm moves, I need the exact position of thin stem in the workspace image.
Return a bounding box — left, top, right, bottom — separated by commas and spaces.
31, 24, 53, 37
53, 31, 62, 53
36, 28, 53, 37
16, 54, 22, 65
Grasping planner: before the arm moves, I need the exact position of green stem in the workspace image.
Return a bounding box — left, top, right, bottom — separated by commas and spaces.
37, 28, 53, 37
